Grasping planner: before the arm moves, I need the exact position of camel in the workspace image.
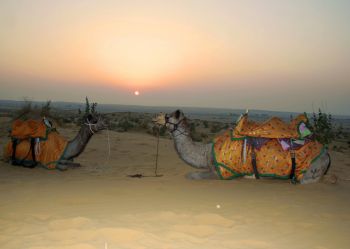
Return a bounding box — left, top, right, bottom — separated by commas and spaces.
153, 110, 331, 184
56, 114, 107, 170
4, 114, 107, 171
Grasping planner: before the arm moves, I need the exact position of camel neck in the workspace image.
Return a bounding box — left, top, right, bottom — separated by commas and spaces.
62, 125, 93, 160
172, 124, 213, 169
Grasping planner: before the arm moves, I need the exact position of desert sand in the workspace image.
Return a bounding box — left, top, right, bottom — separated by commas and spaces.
0, 120, 349, 249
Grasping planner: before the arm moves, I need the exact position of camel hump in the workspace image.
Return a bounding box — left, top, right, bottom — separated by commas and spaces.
10, 119, 48, 140
234, 113, 311, 139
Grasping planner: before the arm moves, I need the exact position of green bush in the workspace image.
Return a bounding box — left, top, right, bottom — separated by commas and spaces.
118, 119, 134, 132
76, 96, 98, 125
203, 120, 209, 128
14, 99, 62, 125
152, 125, 167, 137
310, 109, 336, 145
189, 122, 196, 133
210, 123, 222, 133
41, 100, 51, 117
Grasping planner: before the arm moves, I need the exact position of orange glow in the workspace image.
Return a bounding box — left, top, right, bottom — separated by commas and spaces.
95, 34, 183, 87
86, 17, 233, 89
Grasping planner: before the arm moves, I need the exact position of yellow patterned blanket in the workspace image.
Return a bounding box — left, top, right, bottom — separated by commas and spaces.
213, 114, 324, 181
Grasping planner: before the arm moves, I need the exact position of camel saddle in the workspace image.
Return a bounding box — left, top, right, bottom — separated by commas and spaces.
213, 113, 324, 182
3, 119, 67, 169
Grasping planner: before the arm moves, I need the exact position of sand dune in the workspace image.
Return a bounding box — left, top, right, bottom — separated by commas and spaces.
0, 126, 349, 249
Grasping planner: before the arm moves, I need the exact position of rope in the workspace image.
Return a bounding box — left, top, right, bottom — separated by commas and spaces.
85, 118, 97, 134
154, 125, 160, 176
128, 125, 163, 178
106, 127, 111, 160
99, 126, 111, 170
34, 138, 41, 156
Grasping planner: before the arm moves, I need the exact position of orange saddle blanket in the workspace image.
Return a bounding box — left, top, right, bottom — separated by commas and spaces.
3, 119, 67, 169
213, 114, 324, 181
233, 113, 310, 139
10, 119, 48, 139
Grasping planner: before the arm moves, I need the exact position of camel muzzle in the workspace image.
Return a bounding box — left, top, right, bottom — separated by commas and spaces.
152, 113, 166, 126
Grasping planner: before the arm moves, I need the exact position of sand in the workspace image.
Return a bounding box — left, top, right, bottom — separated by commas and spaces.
0, 125, 350, 249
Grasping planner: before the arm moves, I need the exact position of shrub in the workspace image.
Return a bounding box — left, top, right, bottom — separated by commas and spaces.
210, 123, 222, 133
203, 120, 209, 128
14, 99, 61, 125
41, 100, 51, 117
310, 109, 335, 145
118, 119, 134, 132
77, 97, 98, 125
189, 122, 196, 133
15, 99, 34, 120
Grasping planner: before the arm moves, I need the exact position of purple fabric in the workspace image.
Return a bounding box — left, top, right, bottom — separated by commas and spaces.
247, 138, 269, 150
246, 138, 308, 152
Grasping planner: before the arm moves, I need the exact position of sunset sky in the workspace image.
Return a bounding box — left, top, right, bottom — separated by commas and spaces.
1, 0, 349, 115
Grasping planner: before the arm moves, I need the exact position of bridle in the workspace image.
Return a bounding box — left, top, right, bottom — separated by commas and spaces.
85, 118, 99, 134
164, 114, 189, 137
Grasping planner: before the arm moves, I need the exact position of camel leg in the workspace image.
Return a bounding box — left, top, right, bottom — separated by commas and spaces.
58, 160, 81, 168
186, 171, 219, 180
56, 163, 68, 171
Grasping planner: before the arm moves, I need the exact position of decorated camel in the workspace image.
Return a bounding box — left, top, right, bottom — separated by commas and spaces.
4, 114, 106, 171
154, 110, 331, 184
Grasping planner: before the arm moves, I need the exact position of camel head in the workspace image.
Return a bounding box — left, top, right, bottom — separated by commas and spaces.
153, 109, 186, 132
85, 114, 107, 133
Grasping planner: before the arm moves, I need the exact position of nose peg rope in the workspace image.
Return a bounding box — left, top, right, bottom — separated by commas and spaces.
154, 125, 161, 176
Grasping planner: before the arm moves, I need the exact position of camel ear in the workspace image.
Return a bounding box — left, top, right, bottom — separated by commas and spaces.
175, 109, 181, 119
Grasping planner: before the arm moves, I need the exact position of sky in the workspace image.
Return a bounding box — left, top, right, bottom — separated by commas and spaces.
0, 0, 349, 115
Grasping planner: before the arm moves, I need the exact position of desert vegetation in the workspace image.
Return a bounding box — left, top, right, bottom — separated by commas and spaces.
309, 109, 348, 152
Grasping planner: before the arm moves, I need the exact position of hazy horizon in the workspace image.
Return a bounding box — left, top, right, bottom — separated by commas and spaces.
1, 1, 349, 115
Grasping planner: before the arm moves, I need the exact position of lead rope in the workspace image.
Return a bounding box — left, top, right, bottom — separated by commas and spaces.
101, 126, 111, 170
128, 125, 163, 178
154, 125, 161, 176
106, 126, 111, 160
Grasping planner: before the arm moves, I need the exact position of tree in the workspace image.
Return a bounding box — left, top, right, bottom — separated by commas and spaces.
91, 102, 98, 115
311, 109, 334, 145
84, 96, 90, 116
77, 97, 98, 125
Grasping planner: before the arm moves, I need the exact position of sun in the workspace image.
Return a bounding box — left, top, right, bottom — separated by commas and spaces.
134, 90, 140, 96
